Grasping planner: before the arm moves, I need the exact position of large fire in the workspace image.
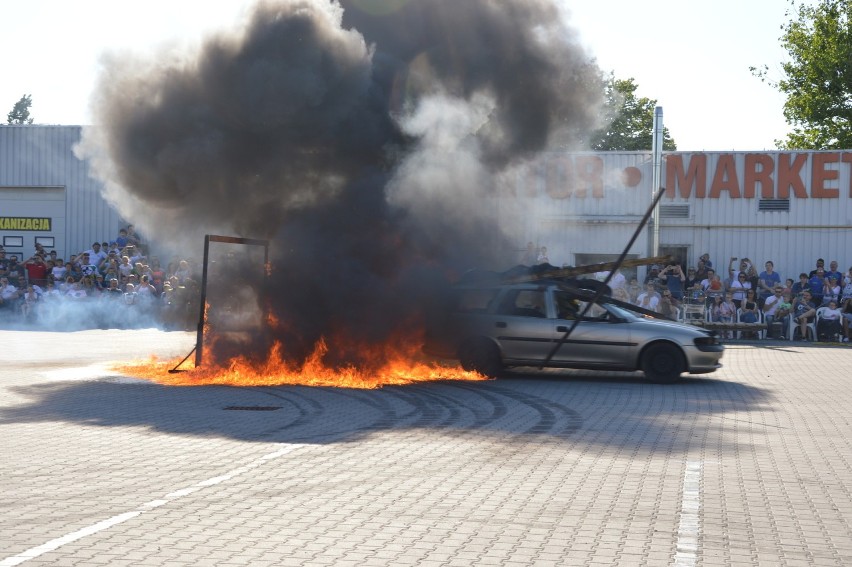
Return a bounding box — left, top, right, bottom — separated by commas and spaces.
116, 336, 486, 389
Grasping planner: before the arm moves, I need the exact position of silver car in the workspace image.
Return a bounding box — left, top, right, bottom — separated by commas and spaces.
423, 281, 723, 383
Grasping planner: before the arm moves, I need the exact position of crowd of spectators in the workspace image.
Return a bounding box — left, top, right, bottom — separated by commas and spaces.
603, 254, 852, 342
0, 226, 200, 330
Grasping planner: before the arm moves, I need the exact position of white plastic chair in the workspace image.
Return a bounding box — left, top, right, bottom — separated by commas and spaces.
736, 308, 764, 339
815, 306, 843, 342
788, 310, 816, 341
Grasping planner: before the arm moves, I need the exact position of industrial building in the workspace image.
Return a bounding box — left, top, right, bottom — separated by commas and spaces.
0, 125, 123, 260
1, 125, 850, 281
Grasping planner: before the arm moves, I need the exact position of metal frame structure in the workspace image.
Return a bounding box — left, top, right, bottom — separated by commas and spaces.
195, 235, 270, 368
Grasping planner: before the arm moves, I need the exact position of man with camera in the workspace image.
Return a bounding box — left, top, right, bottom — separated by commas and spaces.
659, 263, 686, 300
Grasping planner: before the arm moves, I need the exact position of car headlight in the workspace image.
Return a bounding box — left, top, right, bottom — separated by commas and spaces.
694, 335, 722, 350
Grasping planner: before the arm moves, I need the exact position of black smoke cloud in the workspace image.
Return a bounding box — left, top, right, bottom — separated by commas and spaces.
79, 0, 603, 368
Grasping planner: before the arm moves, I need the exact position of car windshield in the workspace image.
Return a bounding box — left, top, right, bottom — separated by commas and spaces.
600, 301, 640, 321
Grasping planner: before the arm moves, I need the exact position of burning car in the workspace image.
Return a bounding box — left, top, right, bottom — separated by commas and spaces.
423, 280, 723, 383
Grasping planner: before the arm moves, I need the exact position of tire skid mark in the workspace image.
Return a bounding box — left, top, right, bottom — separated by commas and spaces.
244, 382, 583, 440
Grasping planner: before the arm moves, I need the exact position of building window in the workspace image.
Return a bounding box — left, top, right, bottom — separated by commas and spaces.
3, 236, 23, 248
35, 236, 55, 248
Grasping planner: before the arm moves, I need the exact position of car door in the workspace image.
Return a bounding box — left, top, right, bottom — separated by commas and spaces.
548, 291, 633, 368
489, 288, 555, 364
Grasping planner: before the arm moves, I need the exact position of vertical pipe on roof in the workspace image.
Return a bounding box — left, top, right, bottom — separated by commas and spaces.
650, 106, 664, 258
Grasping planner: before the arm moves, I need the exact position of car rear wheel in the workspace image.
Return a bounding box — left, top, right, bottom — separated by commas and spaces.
641, 343, 684, 384
459, 339, 503, 378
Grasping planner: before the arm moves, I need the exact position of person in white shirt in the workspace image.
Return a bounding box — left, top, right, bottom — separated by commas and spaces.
817, 300, 843, 341
635, 283, 660, 312
84, 242, 108, 268
0, 277, 19, 310
762, 286, 786, 326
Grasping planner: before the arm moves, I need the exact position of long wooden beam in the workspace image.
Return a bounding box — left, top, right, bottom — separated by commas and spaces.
505, 254, 673, 283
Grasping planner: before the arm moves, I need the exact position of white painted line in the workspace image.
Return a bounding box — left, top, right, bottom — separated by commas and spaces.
0, 443, 307, 567
673, 460, 702, 567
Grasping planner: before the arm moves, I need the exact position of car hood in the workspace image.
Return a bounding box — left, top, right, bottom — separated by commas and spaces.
631, 317, 709, 336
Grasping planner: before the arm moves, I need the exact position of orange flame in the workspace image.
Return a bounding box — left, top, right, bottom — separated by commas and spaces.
116, 337, 486, 389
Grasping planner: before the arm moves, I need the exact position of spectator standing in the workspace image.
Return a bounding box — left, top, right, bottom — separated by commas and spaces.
826, 260, 843, 284
627, 278, 642, 303
85, 242, 108, 267
0, 250, 9, 278
536, 246, 550, 265
106, 278, 123, 297
841, 274, 852, 303
136, 275, 157, 299
792, 273, 809, 298
78, 253, 99, 279
807, 269, 827, 305
823, 276, 841, 306
50, 259, 66, 283
23, 255, 49, 287
59, 276, 76, 293
7, 256, 22, 287
685, 266, 701, 290
174, 260, 193, 284
0, 277, 19, 311
809, 258, 826, 278
694, 260, 708, 284
636, 283, 660, 312
19, 285, 39, 319
126, 225, 142, 248
700, 268, 716, 291
115, 228, 129, 249
118, 256, 133, 279
644, 265, 664, 294
149, 258, 166, 293
659, 263, 686, 300
757, 261, 781, 306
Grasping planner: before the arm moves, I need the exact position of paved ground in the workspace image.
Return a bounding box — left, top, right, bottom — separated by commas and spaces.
2, 330, 852, 566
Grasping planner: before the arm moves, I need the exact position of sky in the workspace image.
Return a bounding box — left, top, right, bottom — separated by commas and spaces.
0, 0, 801, 151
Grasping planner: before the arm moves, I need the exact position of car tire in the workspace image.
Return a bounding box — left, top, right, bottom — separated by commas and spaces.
459, 339, 503, 378
641, 343, 684, 384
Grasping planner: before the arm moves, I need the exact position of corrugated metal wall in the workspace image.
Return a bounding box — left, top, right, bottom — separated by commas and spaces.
520, 151, 852, 279
1, 129, 850, 281
0, 125, 123, 259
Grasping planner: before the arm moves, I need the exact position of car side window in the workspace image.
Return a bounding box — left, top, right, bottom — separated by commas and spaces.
555, 291, 580, 320
496, 290, 547, 318
555, 291, 608, 321
454, 288, 500, 313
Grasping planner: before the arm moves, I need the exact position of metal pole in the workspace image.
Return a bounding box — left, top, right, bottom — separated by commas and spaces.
541, 186, 667, 367
195, 235, 211, 368
650, 106, 664, 258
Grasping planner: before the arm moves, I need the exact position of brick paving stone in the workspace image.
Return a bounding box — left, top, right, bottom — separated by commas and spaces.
3, 332, 852, 565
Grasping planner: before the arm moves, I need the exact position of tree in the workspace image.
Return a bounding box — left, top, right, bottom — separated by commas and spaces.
589, 76, 677, 151
6, 94, 34, 125
753, 0, 852, 149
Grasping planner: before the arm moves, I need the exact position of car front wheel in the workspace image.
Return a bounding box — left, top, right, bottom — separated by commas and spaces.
641, 343, 684, 384
459, 339, 503, 378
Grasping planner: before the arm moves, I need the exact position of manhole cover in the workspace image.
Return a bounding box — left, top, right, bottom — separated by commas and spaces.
223, 406, 282, 411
